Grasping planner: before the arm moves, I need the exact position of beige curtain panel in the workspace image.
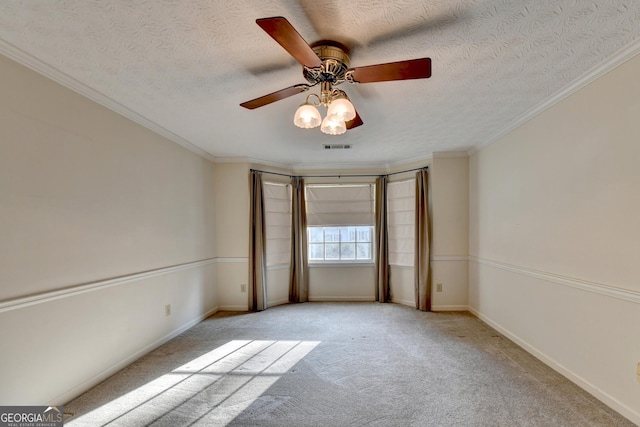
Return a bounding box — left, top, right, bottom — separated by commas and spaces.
249, 171, 268, 311
375, 176, 390, 302
414, 169, 431, 311
289, 176, 309, 303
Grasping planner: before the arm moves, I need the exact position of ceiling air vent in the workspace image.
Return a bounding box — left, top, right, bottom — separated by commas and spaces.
323, 144, 352, 150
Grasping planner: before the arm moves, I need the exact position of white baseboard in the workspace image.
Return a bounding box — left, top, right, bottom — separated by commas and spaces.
467, 306, 640, 426
53, 306, 219, 405
308, 296, 375, 302
218, 305, 250, 311
431, 305, 468, 311
391, 298, 414, 307
267, 298, 290, 307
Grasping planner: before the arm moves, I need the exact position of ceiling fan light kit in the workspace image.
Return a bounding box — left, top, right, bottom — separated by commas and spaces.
293, 96, 322, 129
241, 16, 432, 136
293, 89, 356, 135
327, 96, 356, 122
320, 115, 347, 135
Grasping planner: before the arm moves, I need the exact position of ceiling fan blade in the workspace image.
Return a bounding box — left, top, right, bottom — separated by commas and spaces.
346, 110, 363, 130
348, 58, 431, 83
256, 17, 322, 68
240, 84, 310, 109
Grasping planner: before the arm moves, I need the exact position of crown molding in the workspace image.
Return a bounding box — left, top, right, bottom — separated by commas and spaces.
248, 157, 294, 170
291, 161, 389, 172
290, 153, 433, 173
214, 157, 292, 172
0, 39, 218, 163
238, 156, 431, 176
385, 153, 433, 170
432, 151, 469, 158
469, 37, 640, 156
212, 157, 251, 164
214, 156, 397, 174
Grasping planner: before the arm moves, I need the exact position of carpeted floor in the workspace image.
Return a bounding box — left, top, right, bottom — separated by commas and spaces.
64, 302, 634, 426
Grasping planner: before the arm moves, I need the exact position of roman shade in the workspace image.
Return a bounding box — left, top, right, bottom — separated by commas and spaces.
263, 182, 292, 267
387, 178, 416, 267
305, 184, 375, 226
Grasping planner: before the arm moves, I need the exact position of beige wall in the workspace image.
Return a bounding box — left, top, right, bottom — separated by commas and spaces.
430, 154, 469, 310
468, 52, 640, 424
309, 265, 376, 301
267, 266, 290, 306
389, 266, 414, 306
0, 54, 218, 404
212, 162, 250, 309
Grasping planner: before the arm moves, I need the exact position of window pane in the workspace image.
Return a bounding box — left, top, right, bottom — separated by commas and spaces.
325, 243, 340, 260
357, 226, 371, 242
309, 227, 324, 243
309, 244, 324, 260
325, 227, 340, 242
357, 243, 371, 260
307, 226, 374, 263
340, 227, 356, 242
341, 243, 356, 259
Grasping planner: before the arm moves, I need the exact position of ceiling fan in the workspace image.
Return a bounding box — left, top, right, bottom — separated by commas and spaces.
240, 17, 432, 135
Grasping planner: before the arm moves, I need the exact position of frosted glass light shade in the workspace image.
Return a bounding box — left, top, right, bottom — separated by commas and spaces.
320, 116, 346, 135
293, 104, 321, 128
326, 98, 356, 122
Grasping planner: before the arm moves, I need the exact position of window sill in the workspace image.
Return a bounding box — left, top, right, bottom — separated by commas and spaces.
308, 262, 375, 268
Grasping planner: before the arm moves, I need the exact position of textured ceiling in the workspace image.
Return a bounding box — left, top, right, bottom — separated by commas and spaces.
1, 1, 639, 169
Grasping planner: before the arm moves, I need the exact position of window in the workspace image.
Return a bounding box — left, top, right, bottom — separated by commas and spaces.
263, 182, 292, 267
305, 184, 375, 264
308, 226, 373, 262
387, 178, 415, 266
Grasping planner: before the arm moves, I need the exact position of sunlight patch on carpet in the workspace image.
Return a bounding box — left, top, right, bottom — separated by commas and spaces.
67, 340, 320, 426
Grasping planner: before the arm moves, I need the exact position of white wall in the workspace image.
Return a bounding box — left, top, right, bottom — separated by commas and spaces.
468, 52, 640, 424
0, 54, 218, 405
430, 154, 469, 310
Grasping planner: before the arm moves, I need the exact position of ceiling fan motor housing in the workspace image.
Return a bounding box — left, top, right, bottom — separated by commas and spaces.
303, 43, 351, 85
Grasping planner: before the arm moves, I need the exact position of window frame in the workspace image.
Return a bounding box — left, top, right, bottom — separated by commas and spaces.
307, 225, 375, 265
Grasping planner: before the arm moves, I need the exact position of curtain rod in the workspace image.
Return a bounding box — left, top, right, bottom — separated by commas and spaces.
249, 166, 427, 179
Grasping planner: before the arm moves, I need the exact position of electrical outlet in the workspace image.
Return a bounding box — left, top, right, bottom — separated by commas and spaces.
436, 283, 443, 292
240, 284, 247, 293
165, 304, 171, 316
